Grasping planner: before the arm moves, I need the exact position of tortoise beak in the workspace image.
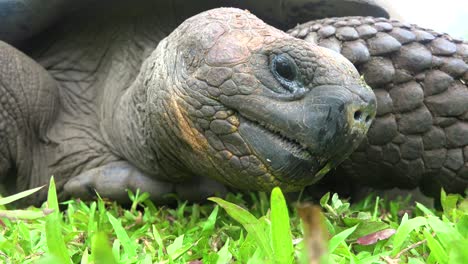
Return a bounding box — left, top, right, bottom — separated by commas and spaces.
230, 82, 376, 185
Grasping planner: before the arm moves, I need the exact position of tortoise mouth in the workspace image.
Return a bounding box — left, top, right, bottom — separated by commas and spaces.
241, 114, 312, 160
218, 82, 376, 187
238, 115, 324, 185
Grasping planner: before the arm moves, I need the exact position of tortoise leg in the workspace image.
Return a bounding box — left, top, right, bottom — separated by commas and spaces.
0, 41, 60, 197
289, 17, 468, 195
64, 161, 227, 203
63, 161, 175, 203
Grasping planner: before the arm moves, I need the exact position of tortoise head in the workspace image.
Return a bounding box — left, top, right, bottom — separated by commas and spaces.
145, 8, 376, 191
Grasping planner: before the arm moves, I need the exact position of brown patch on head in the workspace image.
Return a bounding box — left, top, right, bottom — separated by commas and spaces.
198, 22, 227, 50
203, 8, 287, 67
247, 35, 268, 51
169, 96, 208, 154
206, 30, 251, 66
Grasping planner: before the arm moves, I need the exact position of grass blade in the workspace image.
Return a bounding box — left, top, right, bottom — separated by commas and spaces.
81, 248, 89, 264
448, 239, 468, 264
456, 214, 468, 237
0, 208, 53, 220
216, 238, 233, 264
45, 177, 72, 264
0, 185, 44, 205
202, 205, 219, 236
167, 234, 184, 256
107, 212, 137, 258
209, 197, 273, 258
169, 238, 194, 261
328, 225, 358, 253
426, 215, 462, 245
270, 187, 294, 264
91, 232, 118, 264
152, 225, 166, 251
424, 230, 448, 264
391, 216, 427, 256
416, 202, 435, 216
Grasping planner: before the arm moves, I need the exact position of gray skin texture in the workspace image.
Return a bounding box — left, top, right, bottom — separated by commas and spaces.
0, 5, 376, 204
1, 0, 466, 204
289, 17, 468, 196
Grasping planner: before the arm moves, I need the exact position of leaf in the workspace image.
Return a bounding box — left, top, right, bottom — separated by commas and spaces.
35, 254, 67, 264
426, 215, 463, 252
112, 239, 121, 261
355, 251, 384, 263
456, 214, 468, 238
0, 208, 53, 220
91, 232, 118, 264
448, 239, 468, 264
172, 245, 194, 261
81, 248, 89, 264
201, 206, 219, 236
152, 225, 165, 251
167, 236, 193, 261
141, 254, 152, 264
87, 205, 98, 240
246, 247, 265, 264
47, 177, 60, 213
391, 216, 427, 255
270, 187, 294, 264
129, 189, 150, 213
346, 220, 389, 240
0, 185, 44, 205
45, 177, 72, 264
167, 235, 184, 256
331, 194, 343, 210
107, 212, 137, 258
190, 203, 201, 226
424, 230, 448, 264
216, 238, 233, 264
238, 232, 259, 263
320, 192, 330, 207
329, 225, 358, 253
408, 258, 426, 264
440, 190, 459, 213
415, 202, 435, 216
459, 197, 468, 214
356, 229, 396, 245
258, 192, 269, 216
209, 197, 273, 258
372, 196, 380, 221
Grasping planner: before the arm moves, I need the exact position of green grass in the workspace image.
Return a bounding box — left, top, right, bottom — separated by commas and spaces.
0, 178, 467, 263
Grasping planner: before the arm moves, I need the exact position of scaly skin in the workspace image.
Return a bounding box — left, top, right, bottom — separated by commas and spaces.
289, 17, 468, 195
0, 7, 375, 204
0, 41, 60, 194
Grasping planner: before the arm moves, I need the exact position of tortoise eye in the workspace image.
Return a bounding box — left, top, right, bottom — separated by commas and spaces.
270, 54, 299, 92
273, 56, 295, 81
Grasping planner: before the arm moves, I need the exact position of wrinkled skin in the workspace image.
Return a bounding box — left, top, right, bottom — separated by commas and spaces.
1, 0, 466, 204
0, 7, 375, 204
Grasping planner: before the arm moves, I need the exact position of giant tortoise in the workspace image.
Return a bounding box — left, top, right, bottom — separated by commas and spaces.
0, 0, 466, 204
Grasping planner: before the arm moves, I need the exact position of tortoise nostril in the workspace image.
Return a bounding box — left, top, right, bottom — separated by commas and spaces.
365, 115, 371, 123
351, 107, 374, 125
354, 110, 362, 121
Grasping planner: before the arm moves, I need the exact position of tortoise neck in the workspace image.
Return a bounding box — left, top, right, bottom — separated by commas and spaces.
107, 70, 160, 176
106, 57, 193, 181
